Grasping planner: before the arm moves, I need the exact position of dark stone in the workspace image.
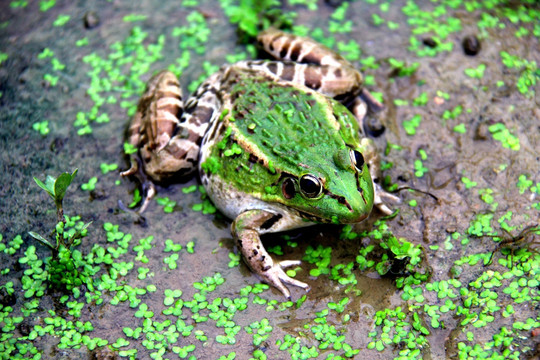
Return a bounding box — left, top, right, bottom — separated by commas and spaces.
422, 37, 437, 48
462, 35, 481, 56
325, 0, 347, 7
363, 116, 385, 137
83, 11, 100, 29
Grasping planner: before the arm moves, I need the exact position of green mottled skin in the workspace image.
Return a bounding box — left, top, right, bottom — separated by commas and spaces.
202, 69, 374, 224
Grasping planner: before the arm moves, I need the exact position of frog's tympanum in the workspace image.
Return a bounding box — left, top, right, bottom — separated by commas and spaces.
122, 29, 397, 299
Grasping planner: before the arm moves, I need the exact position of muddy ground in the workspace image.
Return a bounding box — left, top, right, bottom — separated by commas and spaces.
0, 0, 539, 359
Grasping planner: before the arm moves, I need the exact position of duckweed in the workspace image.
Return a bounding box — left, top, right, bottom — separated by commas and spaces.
4, 1, 540, 359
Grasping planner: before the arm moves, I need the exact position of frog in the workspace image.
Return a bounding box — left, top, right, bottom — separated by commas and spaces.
121, 28, 397, 299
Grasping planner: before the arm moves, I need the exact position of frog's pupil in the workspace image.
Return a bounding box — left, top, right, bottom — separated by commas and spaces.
282, 178, 296, 199
299, 175, 322, 198
351, 150, 365, 172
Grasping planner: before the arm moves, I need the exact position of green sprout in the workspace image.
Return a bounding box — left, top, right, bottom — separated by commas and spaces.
403, 114, 422, 135
464, 63, 486, 78
32, 169, 78, 222
81, 177, 98, 191
53, 14, 70, 27
388, 58, 419, 77
32, 120, 50, 136
221, 0, 293, 41
39, 0, 56, 12
10, 0, 28, 8
461, 177, 478, 189
156, 196, 176, 213
29, 169, 93, 293
488, 123, 520, 151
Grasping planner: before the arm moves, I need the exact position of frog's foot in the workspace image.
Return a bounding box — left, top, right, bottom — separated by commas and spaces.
232, 210, 310, 300
373, 182, 401, 216
259, 259, 310, 301
120, 157, 156, 214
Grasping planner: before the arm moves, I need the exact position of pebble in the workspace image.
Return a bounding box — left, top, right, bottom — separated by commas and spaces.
84, 11, 100, 29
462, 35, 481, 56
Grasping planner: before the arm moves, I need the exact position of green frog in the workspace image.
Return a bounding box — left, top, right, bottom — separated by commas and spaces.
122, 28, 397, 299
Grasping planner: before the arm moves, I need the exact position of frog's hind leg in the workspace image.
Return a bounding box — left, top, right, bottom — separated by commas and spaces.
121, 70, 183, 212
257, 29, 385, 117
257, 29, 361, 97
121, 70, 219, 213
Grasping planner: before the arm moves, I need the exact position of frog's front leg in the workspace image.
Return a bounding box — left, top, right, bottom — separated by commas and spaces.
232, 210, 310, 300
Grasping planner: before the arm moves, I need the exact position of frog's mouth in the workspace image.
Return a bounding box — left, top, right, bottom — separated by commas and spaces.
294, 208, 370, 224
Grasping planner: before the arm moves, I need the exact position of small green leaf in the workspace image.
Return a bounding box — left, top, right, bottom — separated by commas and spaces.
54, 169, 78, 204
28, 231, 55, 249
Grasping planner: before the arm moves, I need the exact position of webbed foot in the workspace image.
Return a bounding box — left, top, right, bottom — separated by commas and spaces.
232, 210, 310, 300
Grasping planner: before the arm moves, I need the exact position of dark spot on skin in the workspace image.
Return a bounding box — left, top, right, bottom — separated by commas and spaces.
360, 192, 367, 206
279, 43, 289, 59
330, 194, 352, 211
261, 214, 283, 230
252, 249, 258, 256
248, 154, 258, 163
267, 62, 278, 75
300, 52, 320, 65
237, 239, 243, 247
334, 68, 342, 78
281, 64, 295, 81
290, 42, 302, 61
305, 67, 321, 90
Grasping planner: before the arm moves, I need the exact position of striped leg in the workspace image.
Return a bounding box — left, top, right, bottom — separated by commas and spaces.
121, 70, 219, 212
256, 28, 383, 120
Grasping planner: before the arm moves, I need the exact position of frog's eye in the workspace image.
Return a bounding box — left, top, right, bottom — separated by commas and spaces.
299, 174, 323, 198
282, 178, 296, 199
350, 149, 365, 173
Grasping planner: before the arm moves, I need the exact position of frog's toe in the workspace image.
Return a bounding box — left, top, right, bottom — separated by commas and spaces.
137, 181, 156, 214
374, 183, 401, 215
263, 263, 310, 300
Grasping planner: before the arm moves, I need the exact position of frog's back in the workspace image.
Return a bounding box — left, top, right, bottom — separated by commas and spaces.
199, 66, 373, 224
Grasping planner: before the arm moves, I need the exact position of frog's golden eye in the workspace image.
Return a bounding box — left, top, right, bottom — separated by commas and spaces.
282, 178, 296, 199
350, 149, 365, 173
299, 174, 323, 198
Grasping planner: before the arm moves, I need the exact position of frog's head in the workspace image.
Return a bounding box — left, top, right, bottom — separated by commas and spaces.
277, 145, 375, 224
